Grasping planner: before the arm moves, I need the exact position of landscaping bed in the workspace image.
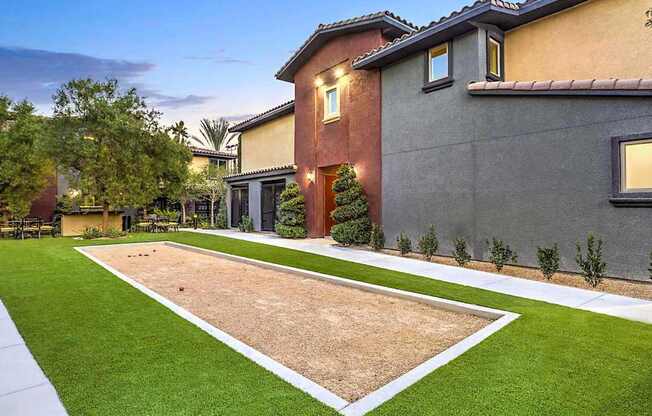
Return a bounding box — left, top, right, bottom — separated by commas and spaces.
364, 248, 652, 301
84, 243, 490, 402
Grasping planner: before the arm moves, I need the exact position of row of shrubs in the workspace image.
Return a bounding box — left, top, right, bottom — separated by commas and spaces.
370, 224, 615, 288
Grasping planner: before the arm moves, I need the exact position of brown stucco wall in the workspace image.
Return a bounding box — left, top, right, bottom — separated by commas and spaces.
294, 30, 388, 237
240, 113, 295, 172
505, 0, 652, 80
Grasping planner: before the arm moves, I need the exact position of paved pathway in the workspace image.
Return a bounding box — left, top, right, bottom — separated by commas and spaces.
0, 300, 67, 416
187, 229, 652, 325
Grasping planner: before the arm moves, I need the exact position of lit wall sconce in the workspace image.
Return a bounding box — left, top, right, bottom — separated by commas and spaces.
314, 77, 324, 87
334, 68, 345, 79
306, 170, 315, 183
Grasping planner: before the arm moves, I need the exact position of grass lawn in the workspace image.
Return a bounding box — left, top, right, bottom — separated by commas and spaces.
1, 232, 651, 415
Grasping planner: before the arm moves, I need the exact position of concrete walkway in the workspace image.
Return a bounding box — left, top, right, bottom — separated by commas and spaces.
187, 229, 652, 325
0, 300, 67, 416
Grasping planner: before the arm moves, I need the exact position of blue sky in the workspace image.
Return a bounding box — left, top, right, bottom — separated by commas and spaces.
1, 0, 470, 134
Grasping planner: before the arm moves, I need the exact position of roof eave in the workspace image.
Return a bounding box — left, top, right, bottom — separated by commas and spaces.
229, 102, 295, 133
276, 15, 415, 83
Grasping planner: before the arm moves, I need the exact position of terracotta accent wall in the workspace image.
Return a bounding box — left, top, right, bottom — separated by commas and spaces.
505, 0, 652, 80
240, 113, 295, 172
294, 30, 388, 237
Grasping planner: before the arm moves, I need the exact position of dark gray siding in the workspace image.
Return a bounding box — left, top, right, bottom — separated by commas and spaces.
381, 30, 652, 280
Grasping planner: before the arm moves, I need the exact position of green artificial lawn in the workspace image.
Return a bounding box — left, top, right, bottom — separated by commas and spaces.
1, 232, 651, 415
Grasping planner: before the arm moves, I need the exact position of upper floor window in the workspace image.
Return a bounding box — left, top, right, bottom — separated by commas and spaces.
210, 158, 227, 170
423, 42, 453, 93
324, 85, 340, 122
487, 36, 503, 81
428, 44, 449, 82
610, 133, 652, 206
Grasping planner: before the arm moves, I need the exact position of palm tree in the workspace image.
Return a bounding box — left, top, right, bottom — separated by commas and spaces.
169, 121, 190, 144
192, 118, 229, 151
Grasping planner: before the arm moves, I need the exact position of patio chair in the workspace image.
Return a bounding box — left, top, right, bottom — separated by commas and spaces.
22, 218, 42, 239
0, 222, 15, 239
155, 216, 170, 233
166, 214, 180, 232
134, 217, 154, 233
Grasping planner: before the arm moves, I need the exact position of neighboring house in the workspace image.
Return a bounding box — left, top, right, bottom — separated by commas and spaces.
350, 0, 652, 280
226, 101, 296, 231
234, 0, 652, 280
187, 146, 237, 220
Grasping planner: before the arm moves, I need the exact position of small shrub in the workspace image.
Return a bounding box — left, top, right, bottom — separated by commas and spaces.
153, 208, 179, 220
648, 250, 652, 280
369, 223, 385, 251
396, 232, 412, 256
487, 238, 518, 272
452, 238, 471, 267
537, 244, 560, 280
104, 227, 126, 239
82, 226, 103, 240
238, 215, 254, 233
575, 234, 607, 288
330, 164, 371, 245
275, 183, 307, 238
417, 225, 439, 261
215, 197, 228, 229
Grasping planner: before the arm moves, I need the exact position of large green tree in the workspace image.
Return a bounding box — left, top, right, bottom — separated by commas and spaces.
49, 79, 191, 231
0, 96, 53, 218
196, 164, 227, 227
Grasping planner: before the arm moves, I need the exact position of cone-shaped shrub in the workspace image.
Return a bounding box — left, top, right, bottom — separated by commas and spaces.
275, 182, 307, 238
330, 164, 371, 245
216, 196, 227, 229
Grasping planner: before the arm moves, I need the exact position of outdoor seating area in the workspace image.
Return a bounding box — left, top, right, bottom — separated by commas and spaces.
134, 215, 180, 233
0, 217, 56, 239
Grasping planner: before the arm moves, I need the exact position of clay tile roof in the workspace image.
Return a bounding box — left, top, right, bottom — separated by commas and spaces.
276, 11, 417, 82
189, 146, 237, 159
467, 79, 652, 95
229, 100, 295, 133
224, 164, 297, 180
352, 0, 524, 67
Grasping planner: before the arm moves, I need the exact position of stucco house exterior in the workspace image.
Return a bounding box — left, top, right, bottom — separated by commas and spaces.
228, 0, 652, 280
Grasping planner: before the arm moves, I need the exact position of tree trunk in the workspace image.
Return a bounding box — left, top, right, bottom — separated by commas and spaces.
102, 202, 110, 233
181, 202, 186, 224
210, 198, 215, 227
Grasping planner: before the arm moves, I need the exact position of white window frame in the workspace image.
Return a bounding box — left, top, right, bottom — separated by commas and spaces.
620, 138, 652, 193
323, 85, 340, 122
428, 43, 449, 83
488, 37, 502, 78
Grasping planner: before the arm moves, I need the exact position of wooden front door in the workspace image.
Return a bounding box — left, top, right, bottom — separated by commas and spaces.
261, 181, 285, 232
323, 174, 337, 236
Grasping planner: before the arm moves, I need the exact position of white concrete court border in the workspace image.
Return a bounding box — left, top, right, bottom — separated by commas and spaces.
76, 241, 519, 416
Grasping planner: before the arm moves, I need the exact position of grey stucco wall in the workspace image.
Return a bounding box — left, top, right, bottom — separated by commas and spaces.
381, 29, 652, 280
226, 174, 295, 231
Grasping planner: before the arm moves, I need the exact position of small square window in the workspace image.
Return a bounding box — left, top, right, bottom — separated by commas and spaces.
428, 44, 449, 82
621, 139, 652, 192
324, 86, 340, 122
488, 37, 502, 78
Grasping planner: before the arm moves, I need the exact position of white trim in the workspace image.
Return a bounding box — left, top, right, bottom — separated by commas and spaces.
488, 37, 502, 78
428, 43, 449, 82
76, 241, 519, 416
323, 85, 340, 122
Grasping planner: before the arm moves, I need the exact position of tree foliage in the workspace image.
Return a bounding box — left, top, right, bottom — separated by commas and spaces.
396, 231, 412, 256
487, 238, 518, 272
0, 97, 53, 218
275, 182, 307, 238
49, 79, 191, 231
453, 238, 472, 267
195, 164, 227, 228
193, 118, 230, 151
369, 223, 385, 251
330, 164, 371, 245
646, 8, 652, 28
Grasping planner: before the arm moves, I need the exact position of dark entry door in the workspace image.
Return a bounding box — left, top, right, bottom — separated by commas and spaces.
323, 174, 337, 236
261, 181, 285, 231
230, 187, 249, 228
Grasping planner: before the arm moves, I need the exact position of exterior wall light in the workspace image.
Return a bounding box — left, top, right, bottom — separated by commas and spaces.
334, 68, 345, 79
306, 170, 315, 183
315, 78, 324, 87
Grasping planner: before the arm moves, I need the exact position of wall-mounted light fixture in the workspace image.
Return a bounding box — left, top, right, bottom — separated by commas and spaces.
334, 68, 345, 79
314, 77, 324, 87
306, 170, 315, 183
